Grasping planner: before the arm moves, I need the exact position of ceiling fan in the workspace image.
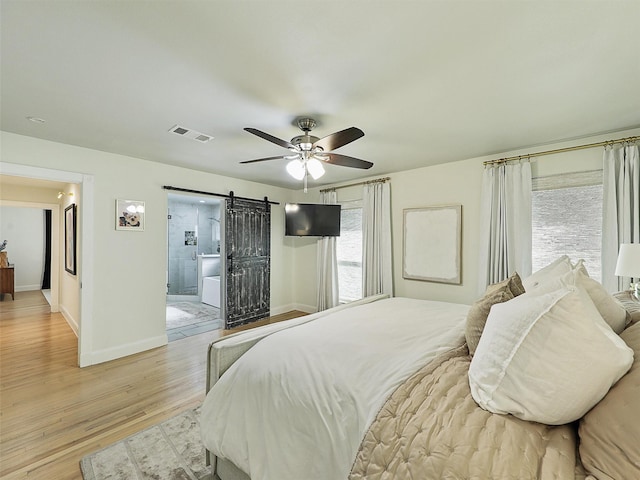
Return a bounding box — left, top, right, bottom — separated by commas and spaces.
241, 117, 373, 191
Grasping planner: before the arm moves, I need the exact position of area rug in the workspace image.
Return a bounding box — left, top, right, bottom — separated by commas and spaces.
166, 302, 221, 330
80, 406, 213, 480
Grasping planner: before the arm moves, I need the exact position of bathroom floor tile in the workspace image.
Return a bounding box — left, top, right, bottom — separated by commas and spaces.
166, 300, 222, 342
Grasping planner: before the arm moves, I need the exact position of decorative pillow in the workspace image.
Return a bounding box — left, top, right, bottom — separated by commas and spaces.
485, 271, 526, 297
572, 262, 627, 334
614, 290, 640, 328
579, 322, 640, 480
522, 255, 573, 292
468, 285, 634, 425
465, 272, 525, 355
523, 261, 627, 334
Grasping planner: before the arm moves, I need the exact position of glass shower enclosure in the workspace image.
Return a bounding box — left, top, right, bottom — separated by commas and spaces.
167, 193, 221, 297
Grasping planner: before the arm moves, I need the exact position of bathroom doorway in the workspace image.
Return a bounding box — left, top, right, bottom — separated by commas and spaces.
166, 193, 223, 341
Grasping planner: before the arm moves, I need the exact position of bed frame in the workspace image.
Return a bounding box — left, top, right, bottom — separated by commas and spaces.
204, 294, 389, 480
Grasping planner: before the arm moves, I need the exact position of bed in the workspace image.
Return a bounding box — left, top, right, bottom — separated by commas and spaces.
201, 256, 640, 480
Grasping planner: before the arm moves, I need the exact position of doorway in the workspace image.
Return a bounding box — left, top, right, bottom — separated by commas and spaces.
0, 205, 53, 304
0, 162, 92, 367
166, 193, 223, 341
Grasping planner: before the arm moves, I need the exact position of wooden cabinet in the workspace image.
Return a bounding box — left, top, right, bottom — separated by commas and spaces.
0, 265, 15, 300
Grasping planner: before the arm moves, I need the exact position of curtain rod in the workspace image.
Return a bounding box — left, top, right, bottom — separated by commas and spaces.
162, 185, 280, 205
483, 135, 639, 167
319, 176, 391, 193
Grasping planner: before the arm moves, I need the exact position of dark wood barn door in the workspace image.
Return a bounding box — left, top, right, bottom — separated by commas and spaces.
224, 196, 271, 328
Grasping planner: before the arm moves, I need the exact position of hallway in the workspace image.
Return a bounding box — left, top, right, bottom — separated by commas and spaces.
0, 289, 50, 319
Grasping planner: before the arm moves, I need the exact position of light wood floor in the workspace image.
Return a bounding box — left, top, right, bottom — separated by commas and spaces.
0, 291, 304, 480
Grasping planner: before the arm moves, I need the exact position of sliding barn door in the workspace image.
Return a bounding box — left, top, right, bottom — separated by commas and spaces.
224, 196, 271, 329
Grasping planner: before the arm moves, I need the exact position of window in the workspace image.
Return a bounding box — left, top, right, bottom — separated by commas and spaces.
336, 202, 363, 303
532, 171, 603, 280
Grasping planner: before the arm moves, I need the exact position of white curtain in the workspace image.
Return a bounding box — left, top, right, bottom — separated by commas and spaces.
478, 161, 532, 293
602, 143, 640, 292
316, 190, 339, 311
362, 181, 393, 297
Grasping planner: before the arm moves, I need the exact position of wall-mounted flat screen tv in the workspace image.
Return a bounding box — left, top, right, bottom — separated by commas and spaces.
285, 203, 341, 237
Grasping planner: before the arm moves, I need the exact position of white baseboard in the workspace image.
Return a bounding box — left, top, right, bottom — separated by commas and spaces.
15, 284, 42, 292
80, 334, 168, 367
60, 304, 79, 337
293, 303, 316, 314
269, 303, 293, 316
271, 303, 316, 315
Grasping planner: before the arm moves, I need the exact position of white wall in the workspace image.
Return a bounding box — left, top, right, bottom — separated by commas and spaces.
59, 182, 81, 333
0, 206, 44, 291
1, 131, 297, 366
2, 126, 638, 363
291, 126, 640, 308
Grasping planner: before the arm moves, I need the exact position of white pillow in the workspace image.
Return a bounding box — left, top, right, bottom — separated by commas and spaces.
572, 262, 627, 334
522, 255, 573, 292
528, 262, 627, 334
468, 286, 633, 425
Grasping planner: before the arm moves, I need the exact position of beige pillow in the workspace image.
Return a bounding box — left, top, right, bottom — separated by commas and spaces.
469, 285, 634, 425
485, 271, 526, 297
614, 290, 640, 328
579, 322, 640, 479
465, 272, 524, 355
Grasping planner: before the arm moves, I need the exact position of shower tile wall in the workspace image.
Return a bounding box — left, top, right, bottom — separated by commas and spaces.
168, 199, 220, 295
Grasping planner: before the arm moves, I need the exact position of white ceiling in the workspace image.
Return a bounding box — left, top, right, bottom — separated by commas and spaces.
2, 1, 639, 190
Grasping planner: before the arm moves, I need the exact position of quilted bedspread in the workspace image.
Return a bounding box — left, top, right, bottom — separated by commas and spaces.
350, 345, 585, 480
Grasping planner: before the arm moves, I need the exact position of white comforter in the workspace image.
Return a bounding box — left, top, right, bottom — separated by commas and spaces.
200, 297, 469, 480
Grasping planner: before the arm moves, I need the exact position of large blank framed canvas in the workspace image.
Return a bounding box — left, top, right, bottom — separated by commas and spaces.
403, 205, 462, 284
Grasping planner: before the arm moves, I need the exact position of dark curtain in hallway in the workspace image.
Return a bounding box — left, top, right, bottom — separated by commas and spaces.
42, 209, 51, 290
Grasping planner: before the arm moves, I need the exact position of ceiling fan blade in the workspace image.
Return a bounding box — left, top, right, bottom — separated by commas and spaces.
322, 153, 373, 169
244, 128, 295, 149
313, 127, 364, 151
240, 155, 287, 164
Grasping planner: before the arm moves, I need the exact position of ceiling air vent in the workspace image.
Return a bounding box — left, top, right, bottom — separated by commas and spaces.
168, 124, 213, 143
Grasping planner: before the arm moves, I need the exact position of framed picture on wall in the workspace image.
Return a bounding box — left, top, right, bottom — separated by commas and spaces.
403, 204, 462, 284
116, 199, 145, 231
64, 203, 77, 275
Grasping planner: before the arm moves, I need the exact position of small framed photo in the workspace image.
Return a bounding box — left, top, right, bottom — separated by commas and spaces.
116, 199, 145, 231
64, 203, 77, 275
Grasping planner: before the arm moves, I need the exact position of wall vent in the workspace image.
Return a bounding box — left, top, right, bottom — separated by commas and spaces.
168, 124, 213, 143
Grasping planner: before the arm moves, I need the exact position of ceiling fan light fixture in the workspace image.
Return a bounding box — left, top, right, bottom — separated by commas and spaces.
242, 119, 372, 191
286, 159, 306, 180
306, 158, 325, 180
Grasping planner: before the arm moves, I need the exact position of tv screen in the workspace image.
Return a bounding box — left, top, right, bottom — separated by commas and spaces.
285, 203, 341, 237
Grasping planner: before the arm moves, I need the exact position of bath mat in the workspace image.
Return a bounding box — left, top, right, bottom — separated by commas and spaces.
166, 302, 221, 330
